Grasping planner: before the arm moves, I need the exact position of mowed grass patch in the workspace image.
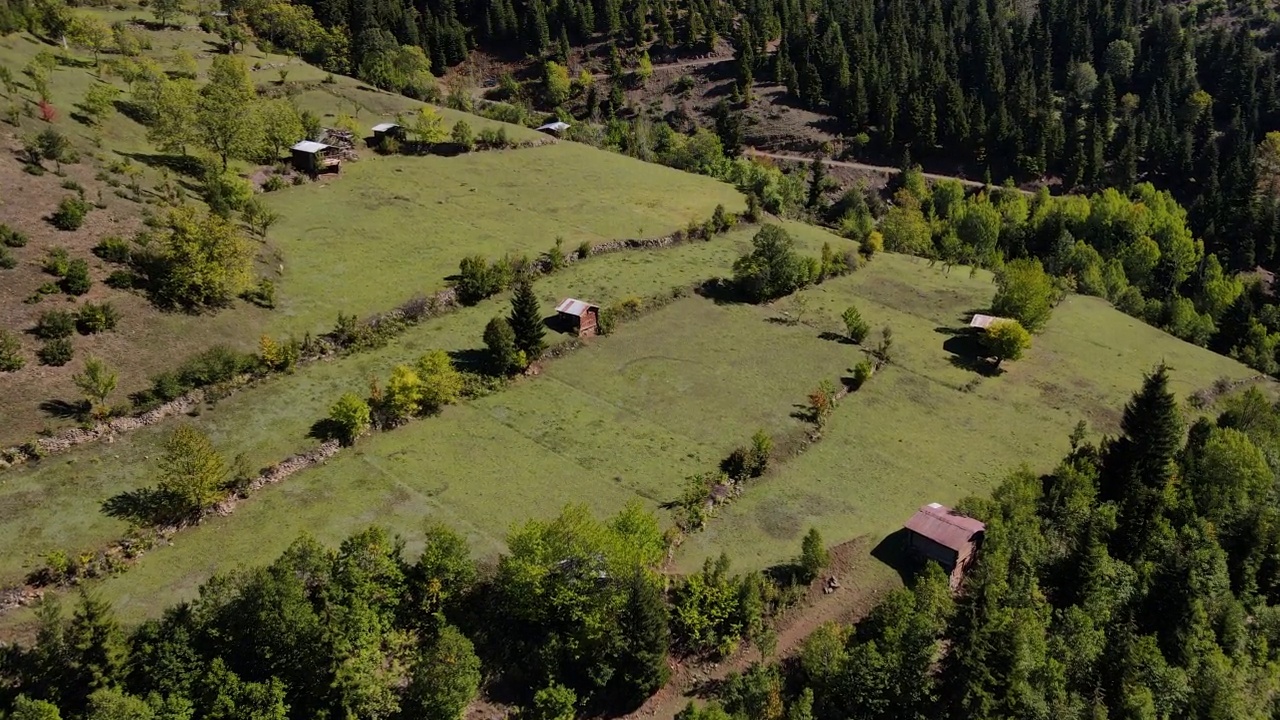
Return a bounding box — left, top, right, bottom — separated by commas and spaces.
0, 229, 782, 588
261, 143, 745, 335
21, 289, 862, 625
678, 256, 1265, 571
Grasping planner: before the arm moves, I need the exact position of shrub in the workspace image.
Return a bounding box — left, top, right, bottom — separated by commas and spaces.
454, 255, 506, 304
858, 230, 883, 260
0, 330, 24, 372
478, 126, 510, 149
43, 247, 70, 276
842, 305, 870, 343
0, 224, 28, 247
93, 236, 132, 263
76, 302, 120, 334
34, 309, 76, 339
241, 278, 276, 308
0, 247, 14, 269
262, 174, 287, 192
451, 119, 475, 151
576, 241, 592, 259
105, 270, 138, 289
61, 258, 91, 295
982, 319, 1032, 367
799, 528, 830, 580
852, 359, 873, 388
38, 338, 74, 366
50, 195, 90, 230
329, 392, 371, 444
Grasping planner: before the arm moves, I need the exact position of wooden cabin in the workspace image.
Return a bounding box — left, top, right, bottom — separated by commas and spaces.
903, 503, 985, 590
371, 122, 404, 145
555, 298, 601, 337
290, 140, 341, 175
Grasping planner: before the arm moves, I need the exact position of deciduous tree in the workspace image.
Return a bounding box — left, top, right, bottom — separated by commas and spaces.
152, 206, 254, 308
157, 424, 227, 515
73, 356, 118, 417
982, 320, 1031, 367
992, 258, 1055, 331
198, 55, 262, 169
415, 350, 463, 412
329, 392, 371, 444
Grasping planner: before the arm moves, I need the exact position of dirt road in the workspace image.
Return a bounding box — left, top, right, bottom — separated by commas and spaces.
591, 54, 729, 81
745, 148, 1036, 194
616, 538, 892, 720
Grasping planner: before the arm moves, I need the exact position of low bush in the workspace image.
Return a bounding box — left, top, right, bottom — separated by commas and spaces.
76, 302, 120, 334
0, 224, 28, 247
138, 345, 256, 405
93, 236, 132, 263
33, 310, 76, 339
60, 258, 91, 295
43, 247, 70, 276
852, 359, 874, 388
262, 174, 287, 192
0, 330, 24, 372
37, 338, 74, 366
0, 247, 14, 269
241, 278, 276, 308
105, 269, 139, 289
50, 195, 90, 231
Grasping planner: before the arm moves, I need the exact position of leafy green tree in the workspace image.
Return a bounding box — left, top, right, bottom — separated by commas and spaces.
530, 684, 577, 720
799, 527, 829, 580
329, 392, 371, 444
415, 349, 463, 412
85, 689, 155, 720
545, 61, 571, 105
67, 14, 111, 69
880, 190, 931, 255
198, 55, 262, 170
508, 280, 546, 361
241, 198, 280, 240
732, 225, 808, 302
407, 523, 477, 622
451, 119, 474, 151
151, 0, 183, 27
982, 320, 1031, 367
403, 625, 481, 720
842, 305, 870, 343
484, 316, 524, 374
73, 355, 118, 417
37, 127, 69, 172
157, 424, 227, 515
145, 78, 200, 155
81, 83, 120, 125
256, 99, 303, 162
9, 697, 63, 720
410, 106, 448, 146
992, 258, 1055, 332
152, 206, 254, 309
957, 197, 1003, 260
383, 364, 424, 422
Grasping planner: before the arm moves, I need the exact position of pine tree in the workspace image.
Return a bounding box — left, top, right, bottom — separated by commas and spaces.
64, 589, 127, 713
508, 280, 546, 361
1100, 364, 1182, 560
612, 571, 671, 708
807, 157, 827, 208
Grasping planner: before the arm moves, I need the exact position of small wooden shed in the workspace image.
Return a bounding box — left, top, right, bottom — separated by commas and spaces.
968, 313, 1013, 330
903, 503, 985, 590
555, 298, 600, 337
290, 140, 341, 175
371, 122, 404, 144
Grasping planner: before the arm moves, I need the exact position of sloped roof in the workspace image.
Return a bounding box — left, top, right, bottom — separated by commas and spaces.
291, 140, 330, 154
537, 121, 571, 132
371, 122, 400, 132
969, 314, 1012, 329
556, 298, 598, 316
904, 503, 985, 553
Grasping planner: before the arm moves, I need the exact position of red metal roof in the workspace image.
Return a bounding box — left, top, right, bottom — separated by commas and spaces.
904, 503, 985, 553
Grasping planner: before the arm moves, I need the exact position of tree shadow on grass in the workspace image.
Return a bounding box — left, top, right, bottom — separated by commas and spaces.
308, 417, 344, 443
447, 348, 495, 374
694, 277, 748, 305
118, 149, 206, 178
101, 487, 180, 527
943, 331, 1003, 377
819, 330, 855, 344
39, 398, 87, 420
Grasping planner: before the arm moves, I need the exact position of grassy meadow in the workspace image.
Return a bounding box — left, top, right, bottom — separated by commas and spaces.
1, 222, 1265, 633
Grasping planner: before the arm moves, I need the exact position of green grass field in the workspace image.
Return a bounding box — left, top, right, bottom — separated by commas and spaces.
261, 144, 745, 334
1, 223, 1263, 633
0, 225, 804, 590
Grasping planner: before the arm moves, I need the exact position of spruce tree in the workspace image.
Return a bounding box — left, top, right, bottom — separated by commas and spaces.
64, 590, 127, 713
612, 571, 671, 708
1100, 364, 1182, 559
508, 280, 546, 361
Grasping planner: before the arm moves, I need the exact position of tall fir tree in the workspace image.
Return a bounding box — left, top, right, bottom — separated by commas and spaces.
611, 571, 671, 708
508, 280, 546, 360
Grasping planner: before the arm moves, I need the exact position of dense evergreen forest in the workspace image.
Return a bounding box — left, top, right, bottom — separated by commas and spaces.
682, 369, 1280, 720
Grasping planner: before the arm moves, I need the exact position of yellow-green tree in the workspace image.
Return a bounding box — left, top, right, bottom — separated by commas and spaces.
415, 350, 463, 413
67, 14, 111, 70
153, 206, 254, 308
158, 424, 227, 516
545, 61, 571, 106
983, 320, 1031, 368
256, 98, 304, 162
384, 364, 424, 422
410, 105, 448, 146
329, 392, 371, 445
73, 355, 118, 418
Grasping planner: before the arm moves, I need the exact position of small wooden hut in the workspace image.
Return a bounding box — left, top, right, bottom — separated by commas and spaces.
903, 503, 985, 590
371, 122, 405, 145
555, 298, 601, 337
290, 140, 341, 175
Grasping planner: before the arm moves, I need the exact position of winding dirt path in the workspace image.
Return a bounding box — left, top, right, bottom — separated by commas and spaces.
745, 148, 1036, 195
